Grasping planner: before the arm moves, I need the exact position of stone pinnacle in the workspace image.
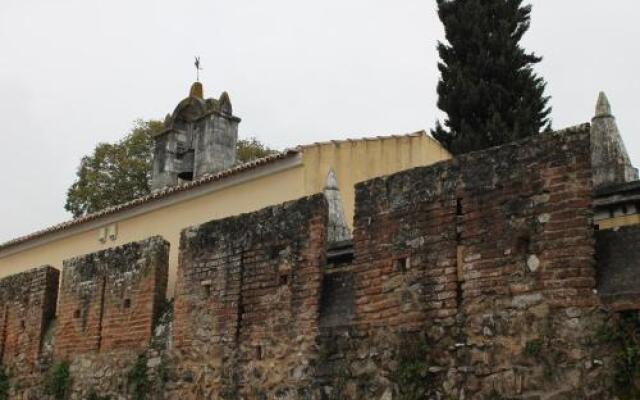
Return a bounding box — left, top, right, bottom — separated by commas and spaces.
595, 91, 613, 118
324, 169, 339, 190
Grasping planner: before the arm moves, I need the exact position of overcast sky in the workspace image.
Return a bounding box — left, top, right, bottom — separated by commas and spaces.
0, 0, 638, 243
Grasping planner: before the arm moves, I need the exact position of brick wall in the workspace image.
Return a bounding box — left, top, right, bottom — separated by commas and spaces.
0, 266, 58, 375
0, 124, 630, 399
171, 194, 327, 398
596, 225, 640, 310
55, 236, 169, 360
329, 125, 611, 399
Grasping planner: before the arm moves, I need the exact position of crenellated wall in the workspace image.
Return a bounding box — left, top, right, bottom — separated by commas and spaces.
326, 124, 611, 399
0, 266, 58, 376
55, 236, 169, 360
1, 125, 639, 400
171, 194, 328, 399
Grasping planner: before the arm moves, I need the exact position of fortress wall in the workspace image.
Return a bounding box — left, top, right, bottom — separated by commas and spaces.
0, 126, 637, 400
324, 125, 612, 399
0, 266, 58, 375
170, 194, 328, 398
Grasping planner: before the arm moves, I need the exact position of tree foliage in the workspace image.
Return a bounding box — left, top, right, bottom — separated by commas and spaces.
65, 120, 162, 218
236, 137, 278, 164
65, 121, 276, 218
432, 0, 552, 155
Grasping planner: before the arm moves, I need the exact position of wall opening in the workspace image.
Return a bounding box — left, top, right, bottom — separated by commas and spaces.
394, 256, 410, 274
456, 198, 464, 216
201, 280, 212, 297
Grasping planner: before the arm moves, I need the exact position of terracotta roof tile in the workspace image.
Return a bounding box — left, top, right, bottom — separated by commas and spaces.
0, 131, 438, 253
0, 150, 299, 252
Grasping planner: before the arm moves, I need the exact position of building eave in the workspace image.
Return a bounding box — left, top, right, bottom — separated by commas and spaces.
0, 151, 302, 258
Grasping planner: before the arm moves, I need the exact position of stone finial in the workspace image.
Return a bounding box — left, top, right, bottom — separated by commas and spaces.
594, 91, 613, 119
591, 91, 639, 188
325, 168, 339, 190
323, 169, 352, 243
189, 82, 204, 99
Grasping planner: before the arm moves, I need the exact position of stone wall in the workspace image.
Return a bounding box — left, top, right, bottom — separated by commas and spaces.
170, 194, 327, 399
590, 92, 638, 190
55, 236, 169, 359
0, 266, 58, 376
320, 125, 613, 399
0, 124, 636, 400
596, 225, 640, 310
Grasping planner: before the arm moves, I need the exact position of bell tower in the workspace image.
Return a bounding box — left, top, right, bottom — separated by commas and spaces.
151, 82, 241, 190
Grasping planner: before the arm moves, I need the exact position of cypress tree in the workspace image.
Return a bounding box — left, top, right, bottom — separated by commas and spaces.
432, 0, 552, 155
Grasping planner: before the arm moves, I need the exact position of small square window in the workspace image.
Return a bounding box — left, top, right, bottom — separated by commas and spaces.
74, 309, 81, 319
123, 299, 131, 309
256, 345, 263, 360
456, 198, 464, 216
394, 257, 410, 273
271, 246, 283, 260
201, 280, 212, 297
279, 273, 289, 286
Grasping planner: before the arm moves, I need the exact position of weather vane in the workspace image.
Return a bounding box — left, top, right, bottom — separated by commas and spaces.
194, 56, 203, 82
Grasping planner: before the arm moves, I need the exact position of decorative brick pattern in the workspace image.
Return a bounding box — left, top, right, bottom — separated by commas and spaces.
55, 236, 169, 360
171, 194, 327, 398
0, 266, 58, 375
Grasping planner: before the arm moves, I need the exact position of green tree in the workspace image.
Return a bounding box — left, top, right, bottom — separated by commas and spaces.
65, 122, 277, 218
432, 0, 551, 155
236, 137, 278, 164
65, 120, 163, 218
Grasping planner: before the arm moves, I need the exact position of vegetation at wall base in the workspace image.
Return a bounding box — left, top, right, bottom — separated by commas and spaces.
127, 354, 150, 400
87, 390, 111, 400
432, 0, 551, 155
44, 361, 71, 400
0, 367, 9, 400
608, 311, 640, 399
392, 336, 430, 400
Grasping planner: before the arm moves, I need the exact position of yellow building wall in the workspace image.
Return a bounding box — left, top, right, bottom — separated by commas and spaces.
301, 134, 450, 228
0, 166, 306, 295
597, 215, 640, 230
0, 133, 450, 297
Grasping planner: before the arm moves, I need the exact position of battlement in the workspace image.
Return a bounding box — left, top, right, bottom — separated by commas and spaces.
0, 125, 638, 399
55, 236, 169, 359
0, 266, 58, 375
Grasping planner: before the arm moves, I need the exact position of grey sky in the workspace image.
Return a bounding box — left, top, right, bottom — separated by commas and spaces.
0, 0, 637, 243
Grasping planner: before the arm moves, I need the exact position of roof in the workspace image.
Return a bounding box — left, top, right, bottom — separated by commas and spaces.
297, 130, 435, 149
0, 130, 443, 254
0, 150, 299, 253
593, 180, 640, 208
